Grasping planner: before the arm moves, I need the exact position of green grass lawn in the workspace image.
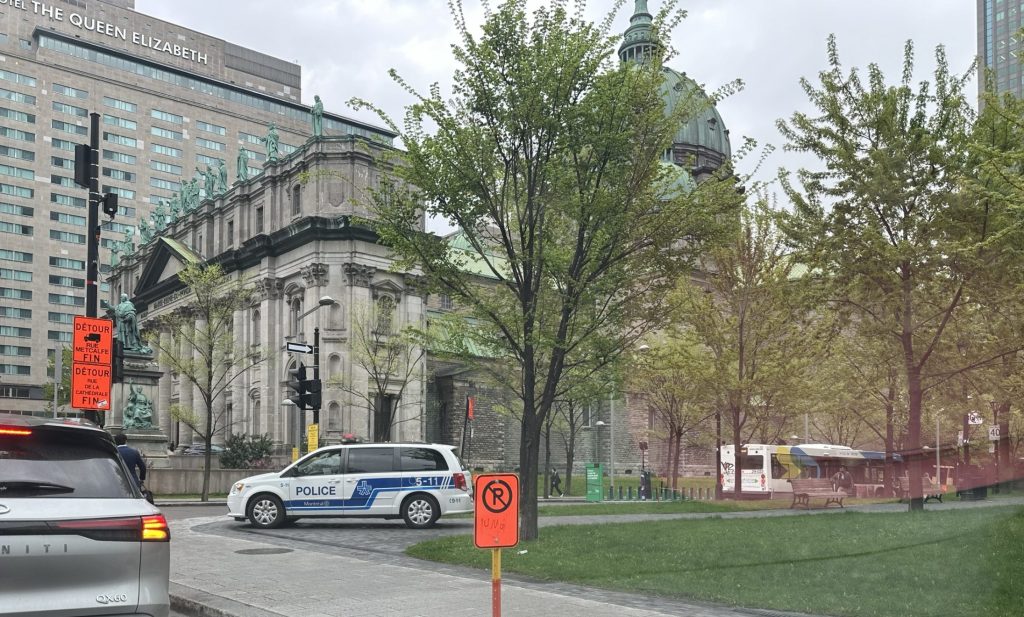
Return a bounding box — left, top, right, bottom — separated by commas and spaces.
409, 505, 1024, 617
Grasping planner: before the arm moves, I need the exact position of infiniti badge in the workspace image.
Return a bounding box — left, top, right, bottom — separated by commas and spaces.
0, 504, 10, 515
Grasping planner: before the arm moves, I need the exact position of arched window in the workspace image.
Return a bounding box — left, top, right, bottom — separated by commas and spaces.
291, 184, 301, 216
289, 297, 302, 337
252, 309, 261, 346
329, 353, 342, 379
376, 296, 395, 334
328, 401, 341, 431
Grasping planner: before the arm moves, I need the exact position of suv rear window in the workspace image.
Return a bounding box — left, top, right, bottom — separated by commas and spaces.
0, 430, 135, 498
400, 447, 449, 472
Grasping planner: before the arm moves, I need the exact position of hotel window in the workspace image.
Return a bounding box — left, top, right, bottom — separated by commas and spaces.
50, 211, 87, 226
49, 293, 84, 307
0, 326, 31, 338
151, 160, 182, 175
151, 126, 183, 141
197, 120, 226, 136
0, 268, 32, 282
51, 138, 75, 151
0, 287, 32, 300
0, 249, 32, 263
47, 331, 73, 343
48, 312, 75, 324
239, 132, 262, 145
103, 96, 137, 113
150, 177, 180, 191
0, 88, 36, 105
50, 229, 86, 244
103, 132, 138, 148
0, 344, 31, 356
103, 168, 136, 183
0, 386, 31, 399
0, 203, 33, 217
51, 156, 75, 170
0, 69, 36, 87
102, 185, 136, 200
0, 364, 31, 376
103, 114, 137, 131
0, 127, 35, 142
196, 138, 225, 152
0, 163, 33, 180
51, 193, 86, 208
49, 257, 85, 270
53, 83, 88, 99
51, 174, 77, 188
101, 221, 135, 235
0, 183, 33, 198
151, 109, 183, 124
195, 154, 223, 168
0, 222, 32, 236
0, 145, 35, 162
152, 143, 182, 158
49, 275, 85, 289
0, 307, 31, 320
52, 101, 88, 117
103, 149, 137, 165
52, 120, 88, 136
0, 107, 35, 124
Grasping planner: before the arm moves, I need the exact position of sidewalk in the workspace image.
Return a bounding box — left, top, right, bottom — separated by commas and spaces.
168, 515, 808, 617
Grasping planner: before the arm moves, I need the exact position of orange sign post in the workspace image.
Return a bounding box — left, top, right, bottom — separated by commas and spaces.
71, 316, 114, 411
474, 473, 519, 617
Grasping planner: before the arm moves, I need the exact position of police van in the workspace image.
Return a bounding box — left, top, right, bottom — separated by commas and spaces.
227, 443, 473, 529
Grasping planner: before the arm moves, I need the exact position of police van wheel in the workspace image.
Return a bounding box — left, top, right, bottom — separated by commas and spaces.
402, 494, 439, 529
247, 494, 285, 529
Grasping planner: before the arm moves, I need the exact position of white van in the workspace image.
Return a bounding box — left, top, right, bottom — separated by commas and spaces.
227, 443, 473, 529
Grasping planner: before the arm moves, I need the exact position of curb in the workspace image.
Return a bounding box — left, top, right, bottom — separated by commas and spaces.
157, 500, 228, 507
170, 583, 282, 617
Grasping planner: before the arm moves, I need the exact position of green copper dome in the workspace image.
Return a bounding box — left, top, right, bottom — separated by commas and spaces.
619, 1, 731, 177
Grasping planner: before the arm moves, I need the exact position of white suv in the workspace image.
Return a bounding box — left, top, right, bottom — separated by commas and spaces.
228, 443, 473, 529
0, 414, 170, 617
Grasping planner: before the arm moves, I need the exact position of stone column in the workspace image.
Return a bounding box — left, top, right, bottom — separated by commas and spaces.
178, 319, 194, 447
158, 330, 173, 440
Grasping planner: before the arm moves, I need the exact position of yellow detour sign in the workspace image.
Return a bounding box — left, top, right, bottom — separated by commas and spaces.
307, 423, 319, 451
291, 447, 299, 462
474, 473, 519, 549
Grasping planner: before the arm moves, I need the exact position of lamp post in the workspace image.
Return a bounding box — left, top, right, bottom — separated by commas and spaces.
292, 296, 337, 432
595, 419, 612, 496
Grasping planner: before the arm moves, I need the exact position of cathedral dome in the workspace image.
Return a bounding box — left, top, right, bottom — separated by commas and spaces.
618, 1, 731, 179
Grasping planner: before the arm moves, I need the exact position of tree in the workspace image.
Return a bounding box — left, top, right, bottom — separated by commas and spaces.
146, 263, 262, 501
778, 38, 1024, 510
42, 347, 72, 417
671, 197, 821, 497
631, 339, 715, 489
352, 0, 740, 539
332, 299, 425, 442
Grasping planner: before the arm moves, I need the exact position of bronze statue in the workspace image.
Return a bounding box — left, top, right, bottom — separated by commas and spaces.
311, 95, 324, 137
262, 123, 279, 161
237, 148, 250, 182
122, 382, 154, 429
114, 293, 151, 353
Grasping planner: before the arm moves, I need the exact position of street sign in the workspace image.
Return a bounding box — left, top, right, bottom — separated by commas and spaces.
71, 363, 111, 410
967, 412, 984, 426
989, 425, 1000, 441
286, 342, 314, 354
72, 316, 113, 365
307, 423, 319, 452
474, 473, 519, 549
586, 463, 603, 502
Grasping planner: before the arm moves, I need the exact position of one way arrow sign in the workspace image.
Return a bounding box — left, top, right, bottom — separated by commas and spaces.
286, 342, 314, 354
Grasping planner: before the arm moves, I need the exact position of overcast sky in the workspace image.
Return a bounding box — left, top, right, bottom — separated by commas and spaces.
138, 0, 978, 189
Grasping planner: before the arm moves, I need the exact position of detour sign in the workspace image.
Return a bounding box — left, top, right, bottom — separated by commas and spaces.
474, 473, 519, 549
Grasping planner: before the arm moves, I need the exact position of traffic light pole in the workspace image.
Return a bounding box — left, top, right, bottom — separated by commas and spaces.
84, 113, 101, 427
86, 112, 100, 319
313, 327, 321, 425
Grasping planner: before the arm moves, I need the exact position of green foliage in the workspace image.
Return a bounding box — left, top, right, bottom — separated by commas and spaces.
219, 433, 274, 469
351, 0, 742, 540
42, 347, 72, 414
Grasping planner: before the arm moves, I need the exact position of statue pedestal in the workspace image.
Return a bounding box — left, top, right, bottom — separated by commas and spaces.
126, 429, 171, 468
116, 349, 170, 464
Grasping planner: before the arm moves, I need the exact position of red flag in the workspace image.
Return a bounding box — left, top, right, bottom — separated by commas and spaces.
467, 396, 475, 420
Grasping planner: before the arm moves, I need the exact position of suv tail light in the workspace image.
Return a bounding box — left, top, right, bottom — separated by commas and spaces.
453, 472, 468, 492
51, 515, 170, 542
0, 426, 31, 436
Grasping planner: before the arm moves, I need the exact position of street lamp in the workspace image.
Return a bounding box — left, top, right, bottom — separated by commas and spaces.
596, 419, 612, 496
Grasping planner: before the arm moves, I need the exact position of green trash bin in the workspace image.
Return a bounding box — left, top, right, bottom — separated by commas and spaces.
586, 464, 604, 502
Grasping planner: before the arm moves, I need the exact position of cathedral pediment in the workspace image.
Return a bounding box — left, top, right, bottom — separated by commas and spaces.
133, 237, 203, 312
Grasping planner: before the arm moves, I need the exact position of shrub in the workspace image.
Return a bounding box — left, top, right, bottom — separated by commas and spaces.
219, 433, 273, 469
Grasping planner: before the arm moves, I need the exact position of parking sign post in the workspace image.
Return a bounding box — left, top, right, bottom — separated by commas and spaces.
474, 473, 519, 617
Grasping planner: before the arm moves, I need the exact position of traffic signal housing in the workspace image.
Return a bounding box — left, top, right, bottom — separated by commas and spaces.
102, 192, 118, 219
112, 338, 124, 384
74, 143, 92, 188
287, 363, 310, 409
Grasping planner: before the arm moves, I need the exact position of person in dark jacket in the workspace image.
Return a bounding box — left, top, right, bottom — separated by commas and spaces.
115, 433, 147, 490
550, 468, 563, 497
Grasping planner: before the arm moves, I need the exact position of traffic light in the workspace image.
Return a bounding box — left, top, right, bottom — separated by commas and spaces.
287, 363, 311, 409
307, 376, 322, 414
112, 338, 124, 384
102, 193, 118, 219
74, 143, 92, 188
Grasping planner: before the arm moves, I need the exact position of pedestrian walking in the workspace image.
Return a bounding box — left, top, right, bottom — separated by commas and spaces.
550, 468, 563, 497
115, 433, 152, 503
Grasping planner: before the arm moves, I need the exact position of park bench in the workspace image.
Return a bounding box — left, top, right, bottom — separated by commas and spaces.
898, 475, 943, 504
789, 477, 848, 509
